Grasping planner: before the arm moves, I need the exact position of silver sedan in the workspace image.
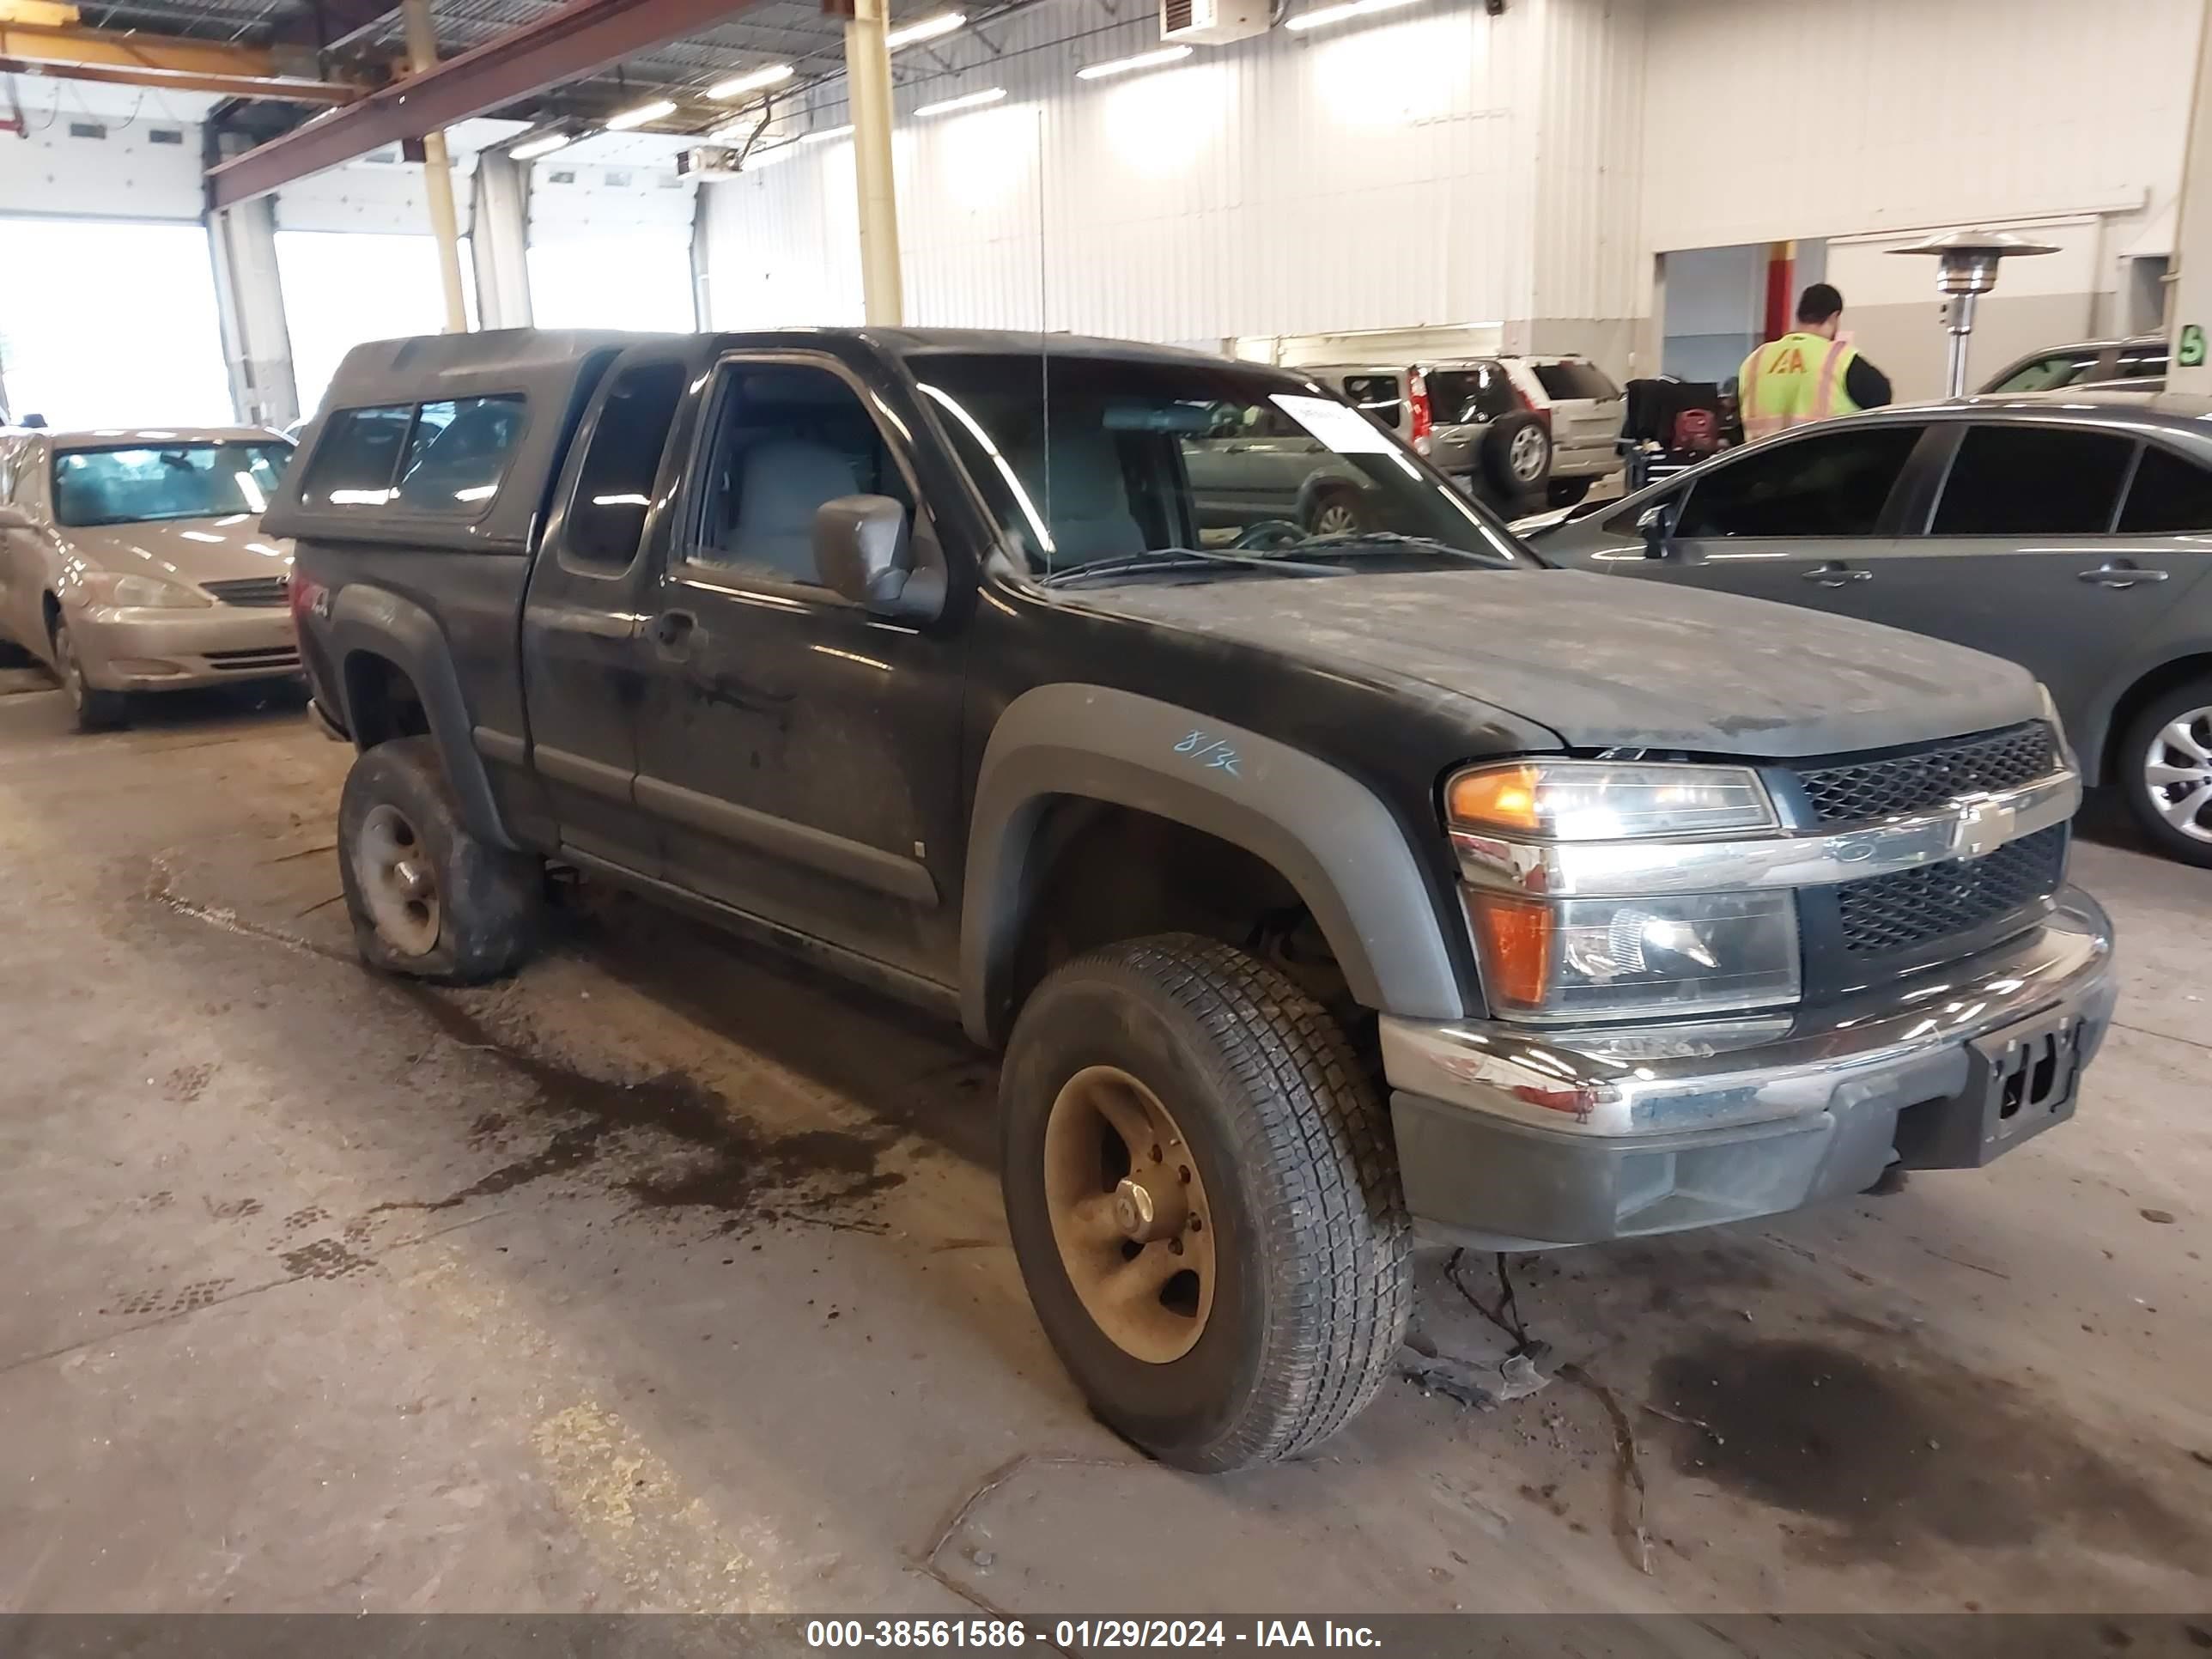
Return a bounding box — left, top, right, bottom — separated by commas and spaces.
0, 427, 301, 730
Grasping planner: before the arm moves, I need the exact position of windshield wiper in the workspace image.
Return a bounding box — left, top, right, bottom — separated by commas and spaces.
1272, 532, 1500, 562
1036, 547, 1346, 587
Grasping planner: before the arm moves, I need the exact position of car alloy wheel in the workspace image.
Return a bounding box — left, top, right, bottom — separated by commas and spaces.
1042, 1063, 1215, 1364
2143, 704, 2212, 843
1509, 423, 1548, 483
1312, 499, 1360, 536
354, 801, 444, 955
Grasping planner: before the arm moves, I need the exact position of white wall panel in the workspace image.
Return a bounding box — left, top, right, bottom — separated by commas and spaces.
703, 0, 1556, 343
1642, 0, 2200, 257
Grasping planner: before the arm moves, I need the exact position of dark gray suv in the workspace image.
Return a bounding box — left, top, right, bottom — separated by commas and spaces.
1532, 392, 2212, 865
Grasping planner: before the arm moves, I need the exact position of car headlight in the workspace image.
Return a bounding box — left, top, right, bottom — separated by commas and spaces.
77, 571, 210, 610
1447, 760, 1775, 842
1462, 888, 1801, 1022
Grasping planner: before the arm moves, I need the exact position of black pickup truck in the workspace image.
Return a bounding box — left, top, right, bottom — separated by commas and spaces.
268, 327, 2117, 1472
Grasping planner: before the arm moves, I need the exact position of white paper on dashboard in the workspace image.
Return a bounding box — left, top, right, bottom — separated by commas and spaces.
1270, 393, 1395, 453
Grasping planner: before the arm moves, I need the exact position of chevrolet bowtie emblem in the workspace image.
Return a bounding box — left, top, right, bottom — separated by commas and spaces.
1950, 795, 2009, 860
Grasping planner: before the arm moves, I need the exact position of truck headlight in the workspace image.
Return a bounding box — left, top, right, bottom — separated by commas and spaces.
1447, 760, 1775, 842
1463, 888, 1801, 1021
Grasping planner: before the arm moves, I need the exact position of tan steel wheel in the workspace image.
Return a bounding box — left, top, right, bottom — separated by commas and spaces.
354, 801, 441, 956
1042, 1065, 1216, 1364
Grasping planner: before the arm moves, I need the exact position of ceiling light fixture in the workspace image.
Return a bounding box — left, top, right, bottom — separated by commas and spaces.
886, 11, 966, 48
915, 87, 1006, 116
706, 63, 794, 100
1074, 44, 1192, 79
1285, 0, 1419, 28
510, 131, 573, 161
604, 99, 677, 131
800, 124, 857, 143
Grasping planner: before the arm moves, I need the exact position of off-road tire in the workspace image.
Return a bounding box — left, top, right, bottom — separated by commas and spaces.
337, 735, 543, 982
50, 615, 128, 732
1000, 934, 1412, 1471
2118, 678, 2212, 867
1480, 410, 1550, 501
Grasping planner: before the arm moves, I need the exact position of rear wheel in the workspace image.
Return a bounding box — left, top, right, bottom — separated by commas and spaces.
1001, 934, 1411, 1471
50, 615, 128, 732
2120, 681, 2212, 866
337, 735, 544, 981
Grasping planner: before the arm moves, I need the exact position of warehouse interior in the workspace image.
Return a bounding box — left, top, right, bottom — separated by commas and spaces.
3, 0, 2210, 1638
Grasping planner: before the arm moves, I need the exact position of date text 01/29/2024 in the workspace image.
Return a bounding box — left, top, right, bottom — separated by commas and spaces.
804, 1620, 1382, 1649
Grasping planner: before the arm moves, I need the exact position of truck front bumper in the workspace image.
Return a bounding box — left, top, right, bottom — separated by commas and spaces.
1380, 887, 2116, 1249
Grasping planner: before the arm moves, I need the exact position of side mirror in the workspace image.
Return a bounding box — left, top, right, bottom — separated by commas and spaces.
813, 494, 944, 620
1635, 501, 1675, 558
0, 504, 34, 532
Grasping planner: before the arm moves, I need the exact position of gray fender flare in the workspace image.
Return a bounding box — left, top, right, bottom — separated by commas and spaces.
960, 683, 1464, 1044
326, 583, 516, 850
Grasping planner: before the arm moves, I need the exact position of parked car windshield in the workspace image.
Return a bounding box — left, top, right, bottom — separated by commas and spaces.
910, 353, 1528, 578
52, 441, 293, 527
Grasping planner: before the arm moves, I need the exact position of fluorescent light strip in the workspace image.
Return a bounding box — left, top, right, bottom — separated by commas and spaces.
707, 62, 793, 100
800, 124, 856, 144
886, 11, 965, 49
510, 131, 572, 161
1285, 0, 1419, 28
1075, 43, 1192, 79
915, 86, 1006, 116
605, 98, 676, 131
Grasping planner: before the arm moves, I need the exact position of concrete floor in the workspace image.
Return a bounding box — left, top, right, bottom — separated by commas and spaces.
0, 675, 2206, 1616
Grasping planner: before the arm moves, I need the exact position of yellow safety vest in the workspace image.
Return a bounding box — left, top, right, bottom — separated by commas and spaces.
1738, 331, 1863, 441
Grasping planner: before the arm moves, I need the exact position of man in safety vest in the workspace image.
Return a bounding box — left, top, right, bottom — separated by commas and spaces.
1737, 283, 1893, 442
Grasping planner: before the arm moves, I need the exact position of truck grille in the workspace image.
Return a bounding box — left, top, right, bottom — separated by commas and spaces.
1836, 825, 2066, 956
1795, 722, 2057, 825
201, 576, 290, 608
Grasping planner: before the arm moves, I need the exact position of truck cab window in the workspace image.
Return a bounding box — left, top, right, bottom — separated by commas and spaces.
565, 362, 685, 568
690, 362, 912, 586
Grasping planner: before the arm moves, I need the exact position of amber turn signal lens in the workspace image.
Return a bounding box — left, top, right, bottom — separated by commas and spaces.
1447, 764, 1542, 832
1463, 889, 1553, 1011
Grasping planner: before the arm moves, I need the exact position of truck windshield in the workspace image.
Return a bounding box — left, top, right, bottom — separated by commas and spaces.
53, 441, 293, 527
909, 353, 1528, 579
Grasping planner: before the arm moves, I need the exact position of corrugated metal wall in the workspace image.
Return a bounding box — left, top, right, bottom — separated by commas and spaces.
1640, 0, 2201, 254
702, 0, 1577, 345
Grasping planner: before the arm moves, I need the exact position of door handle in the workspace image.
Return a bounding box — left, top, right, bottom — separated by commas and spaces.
650, 610, 696, 653
2077, 563, 2169, 589
1804, 562, 1872, 586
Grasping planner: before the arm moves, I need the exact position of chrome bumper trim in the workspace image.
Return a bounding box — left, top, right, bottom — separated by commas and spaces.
1450, 768, 2079, 898
1380, 887, 2114, 1139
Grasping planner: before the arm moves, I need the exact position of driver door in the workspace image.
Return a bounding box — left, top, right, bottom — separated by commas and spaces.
1624, 422, 1930, 606
628, 349, 969, 988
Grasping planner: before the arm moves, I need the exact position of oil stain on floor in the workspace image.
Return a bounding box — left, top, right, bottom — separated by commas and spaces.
371, 985, 906, 1231
1649, 1333, 2204, 1569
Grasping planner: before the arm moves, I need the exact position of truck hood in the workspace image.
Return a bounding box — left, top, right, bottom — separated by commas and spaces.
65, 516, 293, 590
1078, 567, 2041, 757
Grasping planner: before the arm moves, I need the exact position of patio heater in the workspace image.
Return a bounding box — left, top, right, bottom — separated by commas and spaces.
1889, 228, 2059, 397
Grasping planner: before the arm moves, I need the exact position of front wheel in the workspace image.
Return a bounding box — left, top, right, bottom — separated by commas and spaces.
2120, 681, 2212, 866
51, 614, 128, 732
337, 735, 544, 981
1000, 935, 1411, 1472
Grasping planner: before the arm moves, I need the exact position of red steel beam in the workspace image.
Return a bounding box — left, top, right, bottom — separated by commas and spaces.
207, 0, 756, 208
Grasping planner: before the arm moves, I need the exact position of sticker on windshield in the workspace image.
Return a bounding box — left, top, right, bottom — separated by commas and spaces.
1271, 393, 1394, 454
